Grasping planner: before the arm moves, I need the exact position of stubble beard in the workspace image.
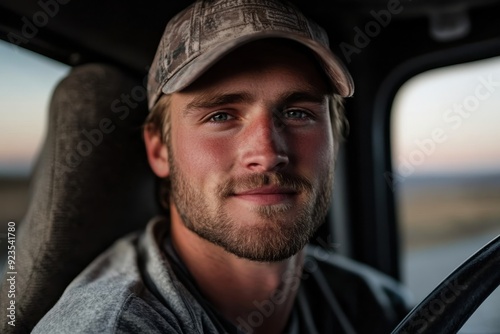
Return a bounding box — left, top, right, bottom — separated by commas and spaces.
168, 150, 334, 262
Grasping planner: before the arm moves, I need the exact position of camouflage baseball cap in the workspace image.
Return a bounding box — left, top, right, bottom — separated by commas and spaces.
147, 0, 354, 109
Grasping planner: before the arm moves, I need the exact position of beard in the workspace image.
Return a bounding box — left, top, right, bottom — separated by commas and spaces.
167, 151, 334, 262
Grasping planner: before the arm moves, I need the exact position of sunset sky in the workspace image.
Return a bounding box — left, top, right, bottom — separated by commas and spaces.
0, 40, 69, 175
1, 39, 499, 176
392, 56, 500, 175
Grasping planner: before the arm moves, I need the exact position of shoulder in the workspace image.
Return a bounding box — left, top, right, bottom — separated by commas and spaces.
32, 233, 183, 334
303, 245, 413, 333
306, 245, 411, 297
32, 286, 183, 334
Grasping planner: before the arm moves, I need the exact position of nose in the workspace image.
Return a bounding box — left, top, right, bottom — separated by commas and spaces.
239, 112, 289, 172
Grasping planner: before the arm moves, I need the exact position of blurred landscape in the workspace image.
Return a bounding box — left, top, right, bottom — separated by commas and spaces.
396, 171, 500, 333
397, 171, 500, 251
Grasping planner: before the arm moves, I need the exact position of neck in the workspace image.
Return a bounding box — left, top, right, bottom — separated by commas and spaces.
169, 207, 304, 334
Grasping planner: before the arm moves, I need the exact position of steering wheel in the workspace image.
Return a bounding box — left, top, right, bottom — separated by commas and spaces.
392, 235, 500, 334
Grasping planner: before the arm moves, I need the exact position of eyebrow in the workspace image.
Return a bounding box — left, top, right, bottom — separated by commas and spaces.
278, 91, 327, 105
182, 89, 327, 116
184, 92, 254, 115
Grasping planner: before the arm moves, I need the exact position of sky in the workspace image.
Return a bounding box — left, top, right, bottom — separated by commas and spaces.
0, 39, 499, 177
0, 40, 69, 175
392, 56, 500, 175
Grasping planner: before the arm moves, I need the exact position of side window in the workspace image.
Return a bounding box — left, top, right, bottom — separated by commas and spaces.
0, 40, 69, 266
391, 56, 500, 332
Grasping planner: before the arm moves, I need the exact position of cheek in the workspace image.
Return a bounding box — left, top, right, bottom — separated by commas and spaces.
292, 127, 335, 173
172, 130, 234, 183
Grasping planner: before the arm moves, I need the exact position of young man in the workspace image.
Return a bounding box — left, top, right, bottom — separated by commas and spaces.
33, 0, 410, 333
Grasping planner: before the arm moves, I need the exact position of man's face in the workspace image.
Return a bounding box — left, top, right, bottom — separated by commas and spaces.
163, 40, 336, 262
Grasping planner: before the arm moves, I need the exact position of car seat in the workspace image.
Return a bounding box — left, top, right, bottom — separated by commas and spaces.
0, 63, 160, 334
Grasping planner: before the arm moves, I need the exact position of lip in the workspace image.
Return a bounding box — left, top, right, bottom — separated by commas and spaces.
233, 186, 297, 205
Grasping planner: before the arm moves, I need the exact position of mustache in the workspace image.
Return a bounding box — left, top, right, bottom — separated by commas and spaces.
218, 172, 313, 198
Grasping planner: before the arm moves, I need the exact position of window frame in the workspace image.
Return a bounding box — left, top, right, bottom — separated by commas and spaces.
370, 38, 500, 279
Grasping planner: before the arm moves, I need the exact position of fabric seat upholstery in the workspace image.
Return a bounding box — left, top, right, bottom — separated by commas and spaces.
0, 64, 160, 334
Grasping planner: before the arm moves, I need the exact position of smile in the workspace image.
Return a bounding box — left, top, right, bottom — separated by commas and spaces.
232, 186, 297, 205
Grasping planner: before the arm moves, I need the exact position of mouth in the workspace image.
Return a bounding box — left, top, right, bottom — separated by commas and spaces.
232, 186, 298, 205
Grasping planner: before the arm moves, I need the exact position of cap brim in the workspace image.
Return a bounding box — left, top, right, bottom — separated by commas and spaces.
161, 31, 354, 97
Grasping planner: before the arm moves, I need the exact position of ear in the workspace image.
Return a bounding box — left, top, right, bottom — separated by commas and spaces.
144, 124, 170, 177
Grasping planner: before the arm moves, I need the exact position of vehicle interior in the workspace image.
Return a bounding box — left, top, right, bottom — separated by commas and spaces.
1, 0, 499, 333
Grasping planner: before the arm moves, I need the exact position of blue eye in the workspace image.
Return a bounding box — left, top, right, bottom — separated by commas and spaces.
283, 109, 310, 120
209, 112, 233, 122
